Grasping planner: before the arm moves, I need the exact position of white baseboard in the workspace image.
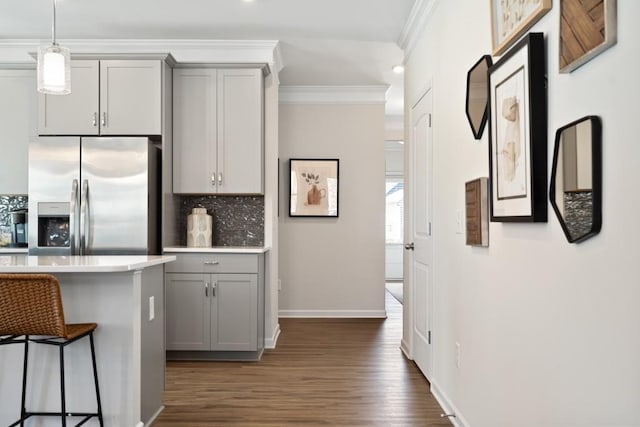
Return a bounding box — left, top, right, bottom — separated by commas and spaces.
278, 309, 387, 318
400, 338, 412, 359
142, 405, 164, 427
264, 323, 281, 349
430, 379, 470, 427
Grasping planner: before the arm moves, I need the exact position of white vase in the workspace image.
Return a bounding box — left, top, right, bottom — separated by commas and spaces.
186, 207, 213, 247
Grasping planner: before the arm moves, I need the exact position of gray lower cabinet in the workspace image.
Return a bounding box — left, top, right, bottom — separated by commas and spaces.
165, 252, 264, 360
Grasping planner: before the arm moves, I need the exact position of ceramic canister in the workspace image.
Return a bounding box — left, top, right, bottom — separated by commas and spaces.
186, 207, 213, 247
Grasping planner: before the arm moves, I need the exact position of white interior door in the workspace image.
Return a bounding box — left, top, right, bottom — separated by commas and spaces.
408, 89, 433, 380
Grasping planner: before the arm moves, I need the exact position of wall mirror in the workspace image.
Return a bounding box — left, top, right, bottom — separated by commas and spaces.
550, 116, 602, 243
465, 55, 493, 139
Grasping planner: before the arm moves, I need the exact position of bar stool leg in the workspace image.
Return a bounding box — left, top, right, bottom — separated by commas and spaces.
89, 332, 104, 426
59, 344, 67, 427
20, 337, 29, 427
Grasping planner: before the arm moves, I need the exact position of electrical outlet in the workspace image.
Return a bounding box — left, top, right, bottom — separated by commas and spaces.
149, 296, 155, 321
455, 342, 461, 369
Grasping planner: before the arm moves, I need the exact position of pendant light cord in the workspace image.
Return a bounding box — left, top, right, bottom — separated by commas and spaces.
51, 0, 57, 45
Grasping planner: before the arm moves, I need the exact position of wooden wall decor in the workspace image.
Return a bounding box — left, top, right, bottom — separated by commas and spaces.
465, 177, 489, 247
490, 0, 551, 56
560, 0, 617, 73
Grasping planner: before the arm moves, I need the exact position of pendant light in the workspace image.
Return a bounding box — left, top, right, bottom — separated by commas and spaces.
37, 0, 71, 95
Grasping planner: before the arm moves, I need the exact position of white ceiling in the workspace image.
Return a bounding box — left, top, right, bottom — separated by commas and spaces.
0, 0, 416, 116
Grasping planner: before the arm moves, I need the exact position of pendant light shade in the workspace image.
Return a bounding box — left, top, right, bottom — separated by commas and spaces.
37, 0, 71, 95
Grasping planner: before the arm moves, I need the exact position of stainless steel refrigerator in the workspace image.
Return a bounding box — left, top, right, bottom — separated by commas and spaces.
28, 137, 160, 255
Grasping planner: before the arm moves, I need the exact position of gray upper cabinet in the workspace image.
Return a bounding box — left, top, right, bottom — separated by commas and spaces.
38, 60, 162, 136
173, 68, 263, 194
217, 69, 263, 194
172, 68, 217, 193
0, 69, 37, 194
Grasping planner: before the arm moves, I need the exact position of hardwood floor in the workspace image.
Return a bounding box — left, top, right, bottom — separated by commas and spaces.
153, 292, 451, 426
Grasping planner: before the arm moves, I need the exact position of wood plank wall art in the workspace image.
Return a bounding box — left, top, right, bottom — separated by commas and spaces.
560, 0, 617, 72
465, 177, 489, 247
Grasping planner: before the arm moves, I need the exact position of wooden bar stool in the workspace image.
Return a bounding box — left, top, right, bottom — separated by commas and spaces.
0, 274, 104, 427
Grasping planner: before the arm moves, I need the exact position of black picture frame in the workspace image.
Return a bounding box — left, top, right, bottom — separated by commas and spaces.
288, 158, 339, 217
488, 32, 547, 222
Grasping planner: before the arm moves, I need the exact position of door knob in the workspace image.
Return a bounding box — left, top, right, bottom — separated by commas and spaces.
404, 242, 415, 250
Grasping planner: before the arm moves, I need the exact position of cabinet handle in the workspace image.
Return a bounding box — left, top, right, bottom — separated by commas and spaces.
205, 282, 209, 297
92, 112, 97, 127
218, 172, 223, 186
101, 112, 107, 127
212, 281, 217, 297
211, 173, 216, 187
203, 260, 219, 265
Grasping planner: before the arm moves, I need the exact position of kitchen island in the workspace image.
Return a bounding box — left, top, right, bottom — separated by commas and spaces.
0, 255, 175, 427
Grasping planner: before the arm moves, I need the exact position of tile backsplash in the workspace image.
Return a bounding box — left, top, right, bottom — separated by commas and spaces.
0, 194, 264, 247
176, 195, 264, 247
0, 195, 28, 246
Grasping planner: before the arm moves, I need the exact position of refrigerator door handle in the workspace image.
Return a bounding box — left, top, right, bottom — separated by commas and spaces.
80, 179, 89, 255
70, 179, 79, 255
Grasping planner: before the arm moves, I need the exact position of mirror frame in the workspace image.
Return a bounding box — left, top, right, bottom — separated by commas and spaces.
549, 116, 602, 243
465, 55, 493, 139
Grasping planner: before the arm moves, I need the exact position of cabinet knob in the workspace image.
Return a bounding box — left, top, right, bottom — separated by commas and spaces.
218, 173, 223, 186
211, 173, 216, 187
92, 112, 98, 127
101, 112, 107, 127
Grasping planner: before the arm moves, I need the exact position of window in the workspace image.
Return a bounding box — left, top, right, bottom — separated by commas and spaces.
385, 177, 404, 244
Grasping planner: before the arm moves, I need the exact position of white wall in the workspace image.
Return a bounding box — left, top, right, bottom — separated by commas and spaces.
404, 1, 640, 425
279, 103, 386, 317
263, 70, 280, 347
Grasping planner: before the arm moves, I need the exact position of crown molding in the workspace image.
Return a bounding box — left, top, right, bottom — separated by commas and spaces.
0, 39, 282, 74
397, 0, 440, 59
279, 85, 388, 105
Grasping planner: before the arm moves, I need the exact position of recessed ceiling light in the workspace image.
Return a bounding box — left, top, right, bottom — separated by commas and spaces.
392, 65, 405, 74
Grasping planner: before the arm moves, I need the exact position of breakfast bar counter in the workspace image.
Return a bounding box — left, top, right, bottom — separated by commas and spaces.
0, 255, 175, 427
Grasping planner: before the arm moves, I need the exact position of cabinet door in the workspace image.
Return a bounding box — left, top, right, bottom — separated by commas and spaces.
38, 60, 99, 135
217, 69, 263, 194
0, 70, 36, 194
100, 60, 161, 135
211, 273, 258, 351
172, 69, 217, 194
165, 273, 210, 351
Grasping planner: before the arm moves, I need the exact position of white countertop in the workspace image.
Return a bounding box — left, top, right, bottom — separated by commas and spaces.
0, 255, 176, 273
164, 246, 269, 254
0, 247, 28, 254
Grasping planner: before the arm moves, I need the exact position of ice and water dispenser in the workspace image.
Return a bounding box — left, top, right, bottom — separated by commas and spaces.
36, 202, 71, 249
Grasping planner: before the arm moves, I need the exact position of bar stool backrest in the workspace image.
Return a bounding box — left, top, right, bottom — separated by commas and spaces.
0, 274, 67, 338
